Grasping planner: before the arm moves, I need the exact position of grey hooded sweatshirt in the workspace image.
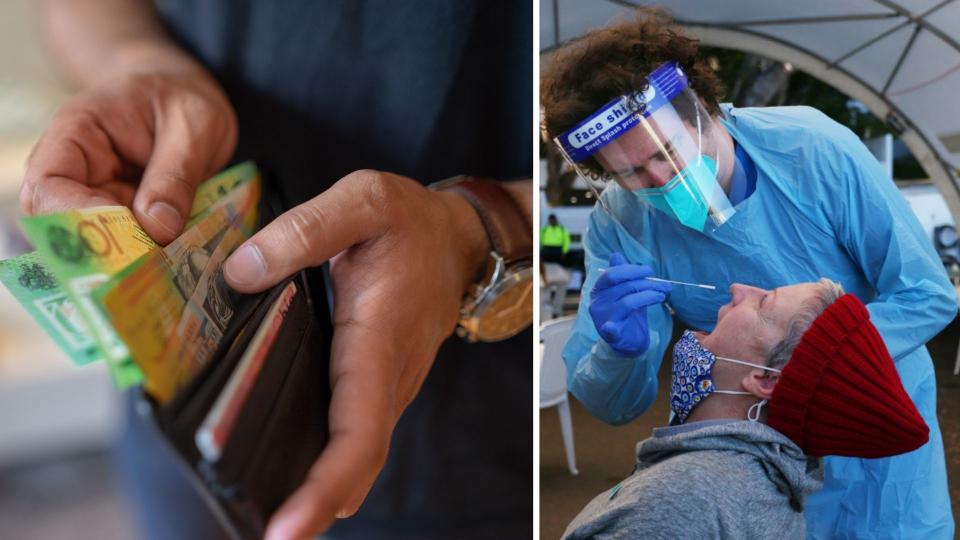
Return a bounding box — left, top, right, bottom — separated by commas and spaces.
562, 420, 823, 540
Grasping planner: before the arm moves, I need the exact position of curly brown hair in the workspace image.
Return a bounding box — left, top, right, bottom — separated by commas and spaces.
541, 8, 725, 174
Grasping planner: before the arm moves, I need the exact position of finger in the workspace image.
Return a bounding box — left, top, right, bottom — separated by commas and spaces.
599, 319, 624, 344
602, 278, 672, 301
132, 112, 226, 245
21, 112, 128, 215
595, 263, 655, 290
225, 172, 388, 293
22, 176, 123, 215
608, 252, 627, 267
265, 320, 398, 540
609, 290, 666, 322
619, 289, 667, 311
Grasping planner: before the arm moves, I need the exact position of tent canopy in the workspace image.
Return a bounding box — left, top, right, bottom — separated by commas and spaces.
541, 0, 960, 217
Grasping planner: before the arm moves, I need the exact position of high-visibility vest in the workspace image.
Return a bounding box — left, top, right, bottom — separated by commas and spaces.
541, 224, 570, 254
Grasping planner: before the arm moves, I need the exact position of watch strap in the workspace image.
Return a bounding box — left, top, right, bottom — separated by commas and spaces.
435, 176, 532, 262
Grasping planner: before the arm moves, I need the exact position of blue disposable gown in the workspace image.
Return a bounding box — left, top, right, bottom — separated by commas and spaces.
563, 105, 957, 539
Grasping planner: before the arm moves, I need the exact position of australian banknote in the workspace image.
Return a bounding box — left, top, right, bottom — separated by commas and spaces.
1, 161, 261, 391
0, 252, 102, 366
95, 175, 259, 400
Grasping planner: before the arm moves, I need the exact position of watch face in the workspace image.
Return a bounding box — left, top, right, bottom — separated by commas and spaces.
465, 264, 533, 342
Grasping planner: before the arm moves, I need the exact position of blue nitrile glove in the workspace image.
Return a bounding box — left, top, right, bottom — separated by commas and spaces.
589, 252, 672, 356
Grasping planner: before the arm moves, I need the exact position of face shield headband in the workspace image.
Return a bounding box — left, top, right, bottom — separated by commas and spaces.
553, 61, 735, 232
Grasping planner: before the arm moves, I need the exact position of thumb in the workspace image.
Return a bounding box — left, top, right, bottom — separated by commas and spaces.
224, 172, 388, 293
608, 252, 627, 267
132, 124, 220, 245
599, 319, 623, 344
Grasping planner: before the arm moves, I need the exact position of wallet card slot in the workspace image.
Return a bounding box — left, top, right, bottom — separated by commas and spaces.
201, 315, 322, 539
209, 272, 313, 482
157, 280, 289, 455
235, 313, 328, 518
201, 269, 330, 530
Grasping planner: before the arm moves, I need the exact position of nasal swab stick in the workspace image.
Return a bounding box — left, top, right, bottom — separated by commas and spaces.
595, 269, 717, 290
647, 277, 716, 290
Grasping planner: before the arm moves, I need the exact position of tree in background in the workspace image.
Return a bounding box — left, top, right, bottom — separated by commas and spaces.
704, 47, 923, 179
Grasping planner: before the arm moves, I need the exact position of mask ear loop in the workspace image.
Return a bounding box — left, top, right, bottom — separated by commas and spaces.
748, 400, 768, 422
715, 356, 782, 374
713, 353, 777, 423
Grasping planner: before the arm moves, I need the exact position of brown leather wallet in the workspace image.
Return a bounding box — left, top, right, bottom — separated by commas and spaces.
140, 176, 334, 540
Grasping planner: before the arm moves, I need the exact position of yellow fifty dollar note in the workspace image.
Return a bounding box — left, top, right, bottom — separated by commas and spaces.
96, 251, 186, 398
98, 196, 254, 402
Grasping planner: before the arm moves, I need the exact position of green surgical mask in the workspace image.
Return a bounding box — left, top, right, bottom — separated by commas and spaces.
634, 155, 718, 231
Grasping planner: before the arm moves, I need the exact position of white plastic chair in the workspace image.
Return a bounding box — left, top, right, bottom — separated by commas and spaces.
543, 263, 572, 320
540, 316, 578, 475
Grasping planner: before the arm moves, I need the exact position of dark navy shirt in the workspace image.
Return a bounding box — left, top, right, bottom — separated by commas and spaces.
154, 2, 532, 538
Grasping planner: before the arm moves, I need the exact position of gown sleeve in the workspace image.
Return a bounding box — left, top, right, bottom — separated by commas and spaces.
561, 205, 673, 425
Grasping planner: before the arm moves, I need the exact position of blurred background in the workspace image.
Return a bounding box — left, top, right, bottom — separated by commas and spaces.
539, 2, 960, 539
0, 1, 134, 538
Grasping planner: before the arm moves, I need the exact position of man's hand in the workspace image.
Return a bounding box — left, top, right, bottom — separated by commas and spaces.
20, 70, 237, 244
222, 170, 494, 539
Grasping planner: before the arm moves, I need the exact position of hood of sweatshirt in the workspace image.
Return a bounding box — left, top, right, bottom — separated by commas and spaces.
636, 419, 823, 510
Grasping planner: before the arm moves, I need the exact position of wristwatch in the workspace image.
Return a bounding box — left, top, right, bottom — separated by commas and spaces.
431, 175, 533, 342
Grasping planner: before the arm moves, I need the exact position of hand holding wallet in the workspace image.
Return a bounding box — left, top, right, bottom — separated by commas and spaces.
141, 179, 334, 540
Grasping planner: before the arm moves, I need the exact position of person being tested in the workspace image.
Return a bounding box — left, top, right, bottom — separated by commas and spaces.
564, 280, 930, 539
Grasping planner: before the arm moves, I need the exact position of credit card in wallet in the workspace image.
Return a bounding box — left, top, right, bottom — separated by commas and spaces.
195, 281, 299, 462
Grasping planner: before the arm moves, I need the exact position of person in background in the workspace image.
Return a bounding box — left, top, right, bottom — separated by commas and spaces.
541, 214, 571, 264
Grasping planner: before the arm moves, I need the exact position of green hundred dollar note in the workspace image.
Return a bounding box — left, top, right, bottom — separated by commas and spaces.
20, 206, 157, 387
0, 252, 102, 365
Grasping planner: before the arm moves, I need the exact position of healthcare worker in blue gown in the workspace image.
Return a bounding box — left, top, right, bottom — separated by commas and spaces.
541, 15, 956, 540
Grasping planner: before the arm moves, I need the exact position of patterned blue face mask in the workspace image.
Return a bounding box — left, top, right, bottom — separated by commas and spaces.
670, 330, 781, 424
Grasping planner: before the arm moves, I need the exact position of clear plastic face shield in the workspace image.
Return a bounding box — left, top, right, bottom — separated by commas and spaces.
554, 62, 736, 232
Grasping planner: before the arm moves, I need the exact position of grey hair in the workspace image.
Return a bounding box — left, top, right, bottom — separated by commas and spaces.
766, 278, 845, 370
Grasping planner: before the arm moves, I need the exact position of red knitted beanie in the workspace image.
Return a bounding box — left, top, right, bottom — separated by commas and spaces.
766, 294, 928, 458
